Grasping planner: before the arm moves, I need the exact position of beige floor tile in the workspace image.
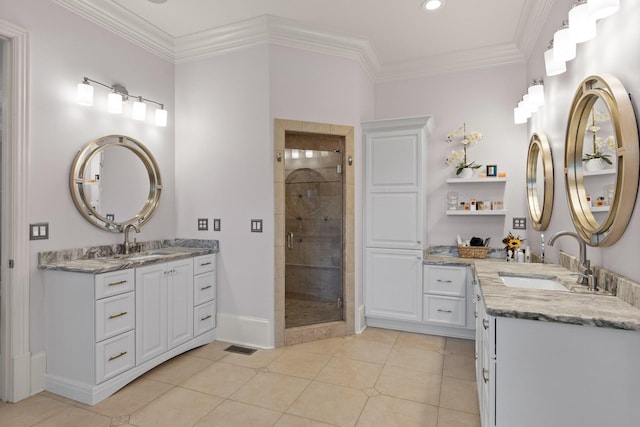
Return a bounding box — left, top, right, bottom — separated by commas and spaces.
445, 337, 475, 355
386, 347, 444, 375
268, 349, 331, 379
356, 395, 438, 427
194, 400, 282, 427
374, 364, 441, 406
181, 361, 256, 398
32, 405, 111, 427
129, 387, 223, 427
89, 377, 174, 417
222, 347, 286, 369
274, 414, 334, 426
0, 394, 69, 427
394, 332, 446, 352
187, 341, 235, 361
289, 337, 346, 355
437, 407, 481, 427
439, 377, 480, 414
443, 353, 476, 381
143, 354, 215, 385
355, 327, 399, 345
315, 356, 382, 389
334, 338, 393, 364
287, 381, 368, 427
230, 372, 310, 412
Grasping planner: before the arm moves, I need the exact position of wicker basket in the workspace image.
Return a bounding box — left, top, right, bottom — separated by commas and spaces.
457, 245, 489, 259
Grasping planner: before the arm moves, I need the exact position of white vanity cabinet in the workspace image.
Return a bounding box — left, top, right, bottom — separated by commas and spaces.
136, 258, 194, 364
422, 265, 472, 329
475, 286, 640, 427
44, 252, 217, 405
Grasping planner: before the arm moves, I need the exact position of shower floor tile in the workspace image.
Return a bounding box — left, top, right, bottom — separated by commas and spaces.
285, 297, 343, 328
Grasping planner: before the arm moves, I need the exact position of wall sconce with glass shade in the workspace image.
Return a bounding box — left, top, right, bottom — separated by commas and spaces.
569, 0, 597, 43
553, 21, 576, 63
544, 40, 567, 77
588, 0, 619, 20
514, 80, 545, 124
76, 77, 167, 127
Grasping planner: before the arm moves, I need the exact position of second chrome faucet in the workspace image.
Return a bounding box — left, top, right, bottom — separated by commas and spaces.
548, 231, 595, 290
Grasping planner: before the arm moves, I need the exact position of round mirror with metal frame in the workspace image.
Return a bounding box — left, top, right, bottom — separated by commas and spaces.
565, 74, 639, 246
70, 135, 162, 232
527, 132, 554, 231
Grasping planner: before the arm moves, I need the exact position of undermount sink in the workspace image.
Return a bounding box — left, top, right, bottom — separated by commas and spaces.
498, 273, 568, 292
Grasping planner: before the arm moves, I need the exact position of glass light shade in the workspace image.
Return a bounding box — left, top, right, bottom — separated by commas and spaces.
523, 94, 537, 114
291, 149, 300, 159
588, 0, 619, 20
154, 108, 168, 127
553, 24, 576, 62
132, 100, 147, 121
569, 1, 596, 43
514, 106, 527, 124
77, 82, 94, 106
528, 83, 545, 107
545, 46, 567, 76
518, 101, 532, 119
107, 92, 123, 114
305, 150, 313, 158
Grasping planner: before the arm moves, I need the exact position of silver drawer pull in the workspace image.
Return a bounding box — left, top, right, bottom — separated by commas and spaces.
200, 262, 212, 267
109, 311, 128, 319
108, 280, 127, 287
437, 279, 453, 283
483, 319, 489, 330
200, 314, 212, 321
200, 285, 213, 290
437, 309, 453, 313
108, 351, 127, 361
482, 368, 489, 383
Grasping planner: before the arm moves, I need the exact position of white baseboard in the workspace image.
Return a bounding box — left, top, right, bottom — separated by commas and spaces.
216, 313, 273, 349
31, 352, 46, 395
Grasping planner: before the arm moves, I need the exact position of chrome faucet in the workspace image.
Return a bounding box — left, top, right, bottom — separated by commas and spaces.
548, 231, 591, 286
123, 224, 140, 255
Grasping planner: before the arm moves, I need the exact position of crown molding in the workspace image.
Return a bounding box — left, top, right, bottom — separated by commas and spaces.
514, 0, 556, 60
52, 0, 175, 62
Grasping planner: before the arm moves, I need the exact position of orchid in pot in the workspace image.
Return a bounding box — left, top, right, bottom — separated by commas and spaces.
582, 109, 615, 172
445, 123, 483, 178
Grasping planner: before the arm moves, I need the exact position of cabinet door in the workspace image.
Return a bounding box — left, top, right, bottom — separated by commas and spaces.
365, 248, 422, 321
366, 192, 421, 248
135, 263, 168, 364
167, 259, 194, 349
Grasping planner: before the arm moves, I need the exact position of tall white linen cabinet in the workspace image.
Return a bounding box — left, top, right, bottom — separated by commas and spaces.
363, 116, 435, 328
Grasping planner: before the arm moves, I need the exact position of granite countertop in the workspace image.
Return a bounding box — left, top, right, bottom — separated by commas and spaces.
38, 239, 219, 274
424, 254, 640, 331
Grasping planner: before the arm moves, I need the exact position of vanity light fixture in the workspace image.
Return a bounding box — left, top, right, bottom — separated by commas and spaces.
544, 40, 566, 77
421, 0, 444, 11
588, 0, 619, 20
569, 0, 597, 44
76, 77, 167, 126
528, 80, 545, 108
553, 21, 576, 63
305, 150, 313, 158
513, 79, 545, 124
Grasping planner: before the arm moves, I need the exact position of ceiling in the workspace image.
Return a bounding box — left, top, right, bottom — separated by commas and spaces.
54, 0, 555, 81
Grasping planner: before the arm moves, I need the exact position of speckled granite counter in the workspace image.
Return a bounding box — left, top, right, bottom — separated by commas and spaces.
424, 252, 640, 331
38, 239, 219, 274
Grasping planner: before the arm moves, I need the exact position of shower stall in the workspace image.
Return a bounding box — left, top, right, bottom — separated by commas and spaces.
284, 132, 344, 328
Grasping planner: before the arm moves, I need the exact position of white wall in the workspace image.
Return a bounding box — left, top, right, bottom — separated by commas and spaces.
0, 0, 175, 353
375, 64, 529, 250
525, 0, 640, 283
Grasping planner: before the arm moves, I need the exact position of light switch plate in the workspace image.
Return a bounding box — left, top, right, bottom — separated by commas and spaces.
197, 218, 209, 231
251, 219, 263, 233
213, 218, 221, 231
30, 223, 49, 240
513, 217, 527, 230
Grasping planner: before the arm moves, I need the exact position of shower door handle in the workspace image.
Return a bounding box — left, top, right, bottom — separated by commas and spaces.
287, 232, 294, 250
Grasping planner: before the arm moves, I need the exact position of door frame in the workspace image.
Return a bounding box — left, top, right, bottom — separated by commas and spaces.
0, 18, 31, 403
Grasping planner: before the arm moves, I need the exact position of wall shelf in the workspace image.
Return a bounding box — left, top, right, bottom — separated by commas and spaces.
446, 177, 508, 184
583, 169, 615, 177
446, 210, 507, 216
591, 206, 610, 213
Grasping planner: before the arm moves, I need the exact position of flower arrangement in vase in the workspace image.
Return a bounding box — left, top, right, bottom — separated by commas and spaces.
445, 123, 483, 177
582, 109, 615, 172
502, 231, 525, 261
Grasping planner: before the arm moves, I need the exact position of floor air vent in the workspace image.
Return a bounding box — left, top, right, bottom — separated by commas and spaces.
224, 345, 257, 355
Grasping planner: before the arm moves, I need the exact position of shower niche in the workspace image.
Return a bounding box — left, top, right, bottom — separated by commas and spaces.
284, 132, 344, 328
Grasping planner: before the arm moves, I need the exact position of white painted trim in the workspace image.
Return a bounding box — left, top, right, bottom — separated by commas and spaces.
216, 312, 273, 349
30, 352, 46, 395
0, 18, 30, 403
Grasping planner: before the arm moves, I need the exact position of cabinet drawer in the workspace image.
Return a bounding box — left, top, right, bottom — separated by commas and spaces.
194, 254, 216, 275
423, 295, 465, 326
95, 269, 135, 299
423, 266, 466, 296
96, 292, 135, 342
194, 301, 216, 336
194, 272, 216, 306
96, 330, 135, 384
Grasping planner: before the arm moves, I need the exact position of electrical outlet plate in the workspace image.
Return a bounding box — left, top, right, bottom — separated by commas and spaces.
251, 219, 263, 233
197, 218, 209, 231
30, 223, 49, 240
513, 217, 527, 230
